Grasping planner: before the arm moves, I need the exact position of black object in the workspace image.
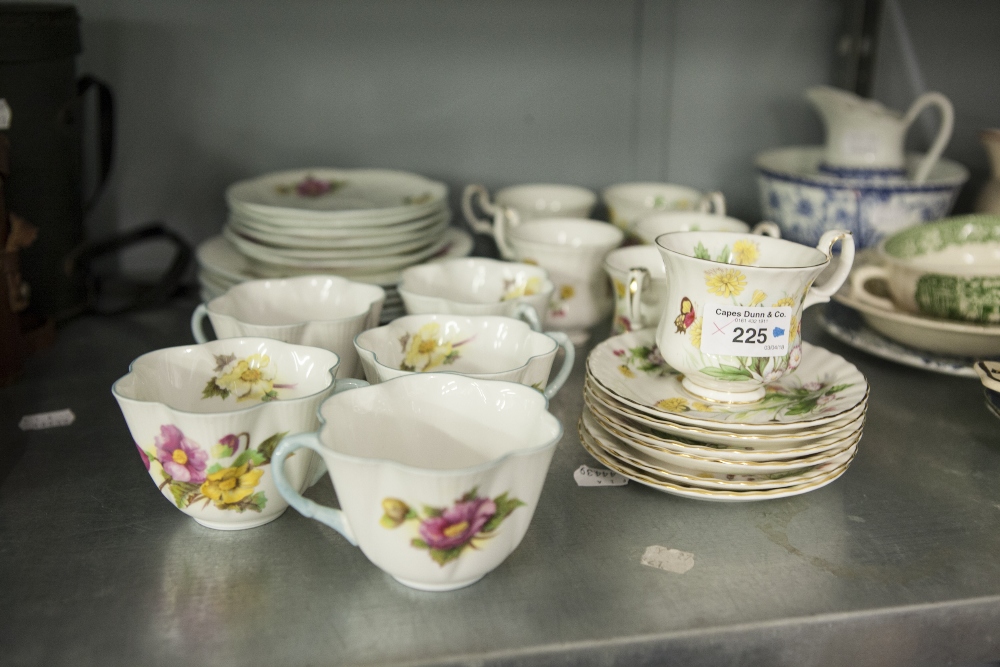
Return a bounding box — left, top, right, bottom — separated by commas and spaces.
0, 3, 114, 317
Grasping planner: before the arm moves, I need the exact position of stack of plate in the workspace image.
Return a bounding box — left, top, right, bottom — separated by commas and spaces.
196, 168, 474, 323
579, 330, 869, 502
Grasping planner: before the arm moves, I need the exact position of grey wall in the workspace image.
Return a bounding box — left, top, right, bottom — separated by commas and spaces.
56, 0, 997, 263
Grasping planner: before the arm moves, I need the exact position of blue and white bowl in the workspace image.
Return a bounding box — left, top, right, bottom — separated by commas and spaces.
756, 146, 968, 249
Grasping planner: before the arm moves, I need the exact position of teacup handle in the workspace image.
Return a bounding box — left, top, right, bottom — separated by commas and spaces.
802, 230, 856, 310
191, 304, 212, 344
697, 191, 726, 216
541, 331, 575, 400
849, 265, 897, 312
902, 92, 954, 185
461, 184, 499, 236
751, 221, 782, 238
623, 267, 649, 330
514, 302, 543, 332
493, 207, 520, 260
271, 378, 370, 546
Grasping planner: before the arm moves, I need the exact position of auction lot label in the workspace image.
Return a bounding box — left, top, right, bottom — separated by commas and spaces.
700, 304, 792, 357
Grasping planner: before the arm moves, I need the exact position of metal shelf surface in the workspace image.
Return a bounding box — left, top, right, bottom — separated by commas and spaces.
1, 296, 999, 666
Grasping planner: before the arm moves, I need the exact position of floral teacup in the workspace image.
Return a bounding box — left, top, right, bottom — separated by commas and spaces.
603, 246, 666, 334
461, 183, 597, 235
191, 275, 385, 379
354, 314, 575, 400
635, 212, 781, 245
398, 258, 552, 331
655, 230, 854, 403
271, 373, 562, 591
112, 338, 341, 530
602, 183, 726, 236
495, 217, 624, 344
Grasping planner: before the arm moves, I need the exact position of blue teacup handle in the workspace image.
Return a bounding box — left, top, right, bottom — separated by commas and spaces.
514, 302, 542, 332
541, 331, 575, 400
191, 304, 211, 344
271, 378, 369, 547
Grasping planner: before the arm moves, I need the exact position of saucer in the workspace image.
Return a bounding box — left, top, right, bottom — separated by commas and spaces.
820, 301, 995, 378
587, 330, 869, 432
582, 409, 859, 488
227, 168, 447, 222
832, 282, 1000, 358
584, 380, 866, 455
577, 420, 853, 502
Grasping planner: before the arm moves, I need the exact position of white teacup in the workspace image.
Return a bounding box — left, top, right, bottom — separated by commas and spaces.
603, 246, 666, 334
495, 217, 624, 344
635, 212, 781, 245
399, 258, 552, 331
603, 183, 726, 235
271, 373, 562, 591
354, 314, 574, 399
462, 183, 597, 235
191, 275, 385, 380
112, 338, 341, 530
655, 230, 854, 402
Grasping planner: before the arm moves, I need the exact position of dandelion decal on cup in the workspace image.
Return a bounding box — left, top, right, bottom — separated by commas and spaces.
380, 488, 525, 566
705, 268, 747, 298
731, 239, 760, 266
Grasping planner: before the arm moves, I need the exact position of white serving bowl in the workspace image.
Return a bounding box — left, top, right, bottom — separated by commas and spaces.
354, 314, 574, 399
756, 145, 968, 249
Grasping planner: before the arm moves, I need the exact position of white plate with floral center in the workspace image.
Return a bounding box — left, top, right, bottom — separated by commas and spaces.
587, 329, 868, 432
584, 386, 864, 461
227, 169, 447, 222
581, 411, 858, 490
584, 378, 867, 447
223, 219, 449, 259
577, 420, 853, 502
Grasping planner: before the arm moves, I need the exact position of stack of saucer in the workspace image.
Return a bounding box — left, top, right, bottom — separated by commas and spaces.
196, 168, 474, 323
579, 330, 869, 501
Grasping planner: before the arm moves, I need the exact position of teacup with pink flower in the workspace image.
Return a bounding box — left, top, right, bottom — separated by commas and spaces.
271, 373, 562, 591
113, 337, 340, 530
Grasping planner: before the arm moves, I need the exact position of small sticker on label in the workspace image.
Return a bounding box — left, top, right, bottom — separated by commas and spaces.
19, 409, 75, 431
700, 303, 792, 357
641, 545, 694, 574
574, 464, 629, 487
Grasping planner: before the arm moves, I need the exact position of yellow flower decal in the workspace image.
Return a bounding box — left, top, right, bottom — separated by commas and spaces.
613, 279, 626, 299
705, 268, 747, 298
691, 401, 716, 412
772, 297, 795, 308
618, 365, 635, 378
750, 290, 766, 306
656, 397, 690, 413
689, 317, 703, 349
380, 498, 412, 528
790, 315, 799, 341
731, 240, 760, 266
200, 463, 264, 509
501, 276, 543, 301
559, 285, 575, 300
401, 323, 460, 372
213, 353, 277, 402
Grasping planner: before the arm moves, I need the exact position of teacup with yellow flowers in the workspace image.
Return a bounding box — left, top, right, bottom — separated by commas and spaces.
655, 230, 854, 403
354, 314, 574, 400
113, 337, 340, 530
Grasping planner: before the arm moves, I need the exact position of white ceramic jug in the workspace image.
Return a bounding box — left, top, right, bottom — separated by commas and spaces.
806, 85, 953, 184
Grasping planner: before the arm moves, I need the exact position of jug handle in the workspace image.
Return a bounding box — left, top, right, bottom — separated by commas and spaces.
461, 184, 499, 236
802, 230, 855, 310
902, 92, 954, 185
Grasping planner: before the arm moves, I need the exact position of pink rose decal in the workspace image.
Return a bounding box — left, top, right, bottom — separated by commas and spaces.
296, 176, 334, 197
381, 489, 525, 566
419, 497, 497, 551
154, 425, 208, 483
